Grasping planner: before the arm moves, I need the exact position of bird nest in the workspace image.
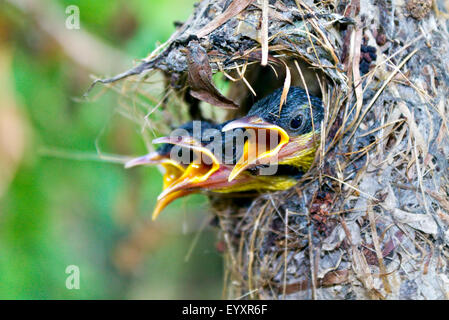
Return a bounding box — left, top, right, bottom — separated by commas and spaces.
89, 0, 449, 299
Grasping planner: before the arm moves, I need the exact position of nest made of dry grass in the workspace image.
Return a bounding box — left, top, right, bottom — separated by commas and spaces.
88, 0, 449, 300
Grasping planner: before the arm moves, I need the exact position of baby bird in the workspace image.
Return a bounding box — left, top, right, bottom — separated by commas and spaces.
126, 87, 324, 220
222, 86, 324, 181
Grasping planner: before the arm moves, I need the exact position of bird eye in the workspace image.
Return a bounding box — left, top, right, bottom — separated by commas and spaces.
289, 114, 304, 130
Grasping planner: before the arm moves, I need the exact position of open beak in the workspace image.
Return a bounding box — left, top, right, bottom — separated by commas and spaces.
151, 189, 193, 220
152, 165, 260, 220
151, 135, 221, 218
125, 149, 186, 190
221, 115, 290, 181
125, 151, 165, 168
156, 138, 220, 201
169, 165, 254, 191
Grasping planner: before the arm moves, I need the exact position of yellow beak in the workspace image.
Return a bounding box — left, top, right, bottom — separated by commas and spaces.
152, 135, 220, 219
156, 136, 220, 200
221, 115, 290, 182
151, 189, 193, 220
125, 151, 186, 189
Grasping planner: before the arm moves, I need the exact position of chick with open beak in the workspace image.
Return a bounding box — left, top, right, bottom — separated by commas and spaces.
124, 121, 215, 219
222, 86, 324, 181
149, 119, 305, 219
127, 87, 324, 220
152, 85, 324, 218
154, 135, 302, 217
125, 142, 185, 190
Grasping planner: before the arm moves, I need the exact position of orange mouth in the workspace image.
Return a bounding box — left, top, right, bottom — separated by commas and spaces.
151, 135, 221, 219
221, 115, 290, 181
155, 135, 220, 201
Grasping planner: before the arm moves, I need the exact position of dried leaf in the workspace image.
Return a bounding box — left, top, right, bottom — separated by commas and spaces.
320, 269, 349, 286
390, 208, 438, 235
280, 269, 349, 294
381, 184, 437, 235
186, 41, 239, 109
322, 225, 346, 251
281, 280, 309, 294
196, 0, 254, 38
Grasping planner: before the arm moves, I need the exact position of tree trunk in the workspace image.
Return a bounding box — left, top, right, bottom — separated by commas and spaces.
95, 0, 449, 299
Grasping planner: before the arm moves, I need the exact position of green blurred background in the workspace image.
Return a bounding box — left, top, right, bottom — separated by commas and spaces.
0, 0, 224, 299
